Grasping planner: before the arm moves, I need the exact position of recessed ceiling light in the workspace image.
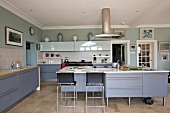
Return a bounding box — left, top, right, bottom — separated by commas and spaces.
29, 10, 33, 12
82, 12, 85, 13
136, 10, 139, 12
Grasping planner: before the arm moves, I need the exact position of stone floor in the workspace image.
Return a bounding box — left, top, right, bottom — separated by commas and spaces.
8, 82, 170, 113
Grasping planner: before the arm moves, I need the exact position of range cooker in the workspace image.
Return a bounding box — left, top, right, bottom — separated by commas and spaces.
64, 61, 93, 66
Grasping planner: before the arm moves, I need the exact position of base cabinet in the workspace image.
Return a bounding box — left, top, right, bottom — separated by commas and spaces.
39, 64, 61, 81
105, 73, 143, 97
143, 73, 168, 97
0, 68, 39, 112
0, 74, 18, 112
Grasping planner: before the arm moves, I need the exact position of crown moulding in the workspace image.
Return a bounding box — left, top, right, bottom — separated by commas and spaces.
1, 0, 170, 30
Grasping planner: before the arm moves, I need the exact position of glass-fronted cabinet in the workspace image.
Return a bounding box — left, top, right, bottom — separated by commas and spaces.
138, 43, 152, 68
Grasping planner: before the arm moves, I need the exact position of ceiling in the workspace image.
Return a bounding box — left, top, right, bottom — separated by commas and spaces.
0, 0, 170, 29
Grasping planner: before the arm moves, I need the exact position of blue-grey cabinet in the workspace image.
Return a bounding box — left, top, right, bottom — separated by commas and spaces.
143, 73, 168, 97
18, 70, 31, 98
39, 64, 61, 81
105, 73, 143, 97
0, 74, 18, 112
30, 69, 39, 90
0, 68, 39, 112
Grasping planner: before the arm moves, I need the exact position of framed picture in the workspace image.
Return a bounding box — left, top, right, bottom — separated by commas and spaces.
159, 42, 170, 51
140, 28, 154, 40
130, 44, 136, 50
160, 52, 169, 61
113, 29, 125, 38
5, 26, 23, 46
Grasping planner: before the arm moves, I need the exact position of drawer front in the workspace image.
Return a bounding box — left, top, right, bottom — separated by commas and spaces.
106, 73, 143, 78
0, 89, 18, 112
41, 73, 57, 80
0, 74, 18, 95
40, 65, 61, 73
106, 77, 142, 88
105, 88, 142, 97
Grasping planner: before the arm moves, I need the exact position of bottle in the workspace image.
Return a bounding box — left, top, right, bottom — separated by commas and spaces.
93, 55, 96, 63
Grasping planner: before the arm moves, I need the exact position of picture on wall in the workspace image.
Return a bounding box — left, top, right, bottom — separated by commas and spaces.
159, 42, 170, 51
113, 29, 125, 38
160, 52, 169, 61
5, 26, 23, 47
140, 28, 154, 40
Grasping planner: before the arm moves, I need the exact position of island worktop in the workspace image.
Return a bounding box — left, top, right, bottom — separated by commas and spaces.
57, 66, 169, 73
56, 66, 169, 106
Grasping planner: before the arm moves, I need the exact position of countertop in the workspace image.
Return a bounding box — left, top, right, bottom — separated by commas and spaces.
57, 66, 169, 73
0, 66, 39, 78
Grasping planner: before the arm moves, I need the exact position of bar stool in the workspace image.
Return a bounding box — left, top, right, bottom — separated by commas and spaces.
86, 72, 105, 113
57, 72, 77, 113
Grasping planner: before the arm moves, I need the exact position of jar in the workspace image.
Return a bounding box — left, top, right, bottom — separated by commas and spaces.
73, 35, 78, 41
44, 37, 50, 42
57, 32, 63, 42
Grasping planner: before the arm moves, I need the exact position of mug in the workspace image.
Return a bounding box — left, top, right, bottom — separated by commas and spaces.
46, 53, 49, 57
51, 54, 54, 57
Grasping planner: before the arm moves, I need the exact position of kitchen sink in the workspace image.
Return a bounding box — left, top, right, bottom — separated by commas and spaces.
9, 68, 23, 71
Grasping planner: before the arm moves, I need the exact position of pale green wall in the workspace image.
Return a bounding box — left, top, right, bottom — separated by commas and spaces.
42, 28, 170, 70
0, 6, 42, 65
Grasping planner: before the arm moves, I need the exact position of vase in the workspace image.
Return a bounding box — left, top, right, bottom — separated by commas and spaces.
88, 32, 94, 41
57, 32, 63, 42
73, 35, 78, 41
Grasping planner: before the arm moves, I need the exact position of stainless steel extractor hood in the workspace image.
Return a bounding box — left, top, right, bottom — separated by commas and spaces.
95, 8, 120, 38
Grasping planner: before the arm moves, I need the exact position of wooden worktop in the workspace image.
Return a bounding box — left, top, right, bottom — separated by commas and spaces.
0, 66, 39, 78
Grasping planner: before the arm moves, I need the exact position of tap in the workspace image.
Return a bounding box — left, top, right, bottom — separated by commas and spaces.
11, 62, 15, 68
16, 61, 20, 69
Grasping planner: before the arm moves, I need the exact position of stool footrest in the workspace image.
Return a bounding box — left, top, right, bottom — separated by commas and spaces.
87, 97, 103, 99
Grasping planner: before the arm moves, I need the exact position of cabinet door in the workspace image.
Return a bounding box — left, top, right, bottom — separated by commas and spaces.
41, 73, 57, 81
39, 64, 61, 73
75, 41, 89, 51
55, 42, 74, 51
30, 68, 39, 91
40, 42, 56, 51
143, 73, 168, 97
0, 74, 18, 112
0, 89, 18, 112
18, 71, 31, 98
92, 41, 111, 50
75, 41, 110, 51
0, 74, 18, 95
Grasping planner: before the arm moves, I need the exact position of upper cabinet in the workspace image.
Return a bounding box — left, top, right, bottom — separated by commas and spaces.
40, 41, 110, 51
74, 41, 110, 51
40, 42, 74, 51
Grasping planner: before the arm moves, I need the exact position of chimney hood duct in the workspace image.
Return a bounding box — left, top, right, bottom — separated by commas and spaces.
95, 8, 120, 38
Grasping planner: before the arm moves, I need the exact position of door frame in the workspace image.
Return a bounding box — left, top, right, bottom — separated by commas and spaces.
110, 40, 130, 65
136, 40, 157, 69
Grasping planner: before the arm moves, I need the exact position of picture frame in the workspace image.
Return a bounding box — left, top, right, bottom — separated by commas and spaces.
160, 52, 169, 61
113, 29, 125, 38
5, 26, 23, 47
130, 44, 136, 50
158, 41, 170, 51
140, 28, 154, 40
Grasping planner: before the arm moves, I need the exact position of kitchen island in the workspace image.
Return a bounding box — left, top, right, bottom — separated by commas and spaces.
57, 66, 169, 106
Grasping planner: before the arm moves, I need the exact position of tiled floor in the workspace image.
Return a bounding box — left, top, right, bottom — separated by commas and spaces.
8, 82, 170, 113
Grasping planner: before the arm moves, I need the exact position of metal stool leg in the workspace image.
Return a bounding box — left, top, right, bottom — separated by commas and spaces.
57, 86, 59, 113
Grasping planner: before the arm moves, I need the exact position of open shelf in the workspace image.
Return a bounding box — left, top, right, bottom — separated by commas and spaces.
92, 56, 110, 58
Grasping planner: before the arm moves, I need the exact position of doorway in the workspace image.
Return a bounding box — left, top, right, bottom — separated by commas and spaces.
110, 40, 130, 66
112, 44, 126, 66
137, 40, 157, 69
26, 41, 37, 66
